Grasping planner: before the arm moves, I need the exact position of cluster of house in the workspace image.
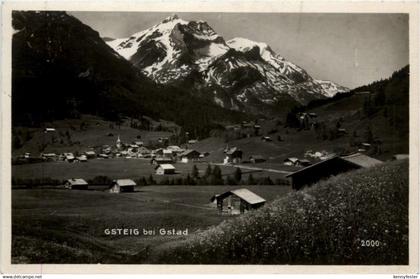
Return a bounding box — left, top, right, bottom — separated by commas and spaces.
225, 121, 262, 138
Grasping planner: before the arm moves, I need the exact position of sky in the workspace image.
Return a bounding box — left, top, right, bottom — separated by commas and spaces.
71, 12, 409, 89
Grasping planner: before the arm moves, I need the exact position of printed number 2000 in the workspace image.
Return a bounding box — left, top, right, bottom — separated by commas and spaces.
361, 240, 380, 247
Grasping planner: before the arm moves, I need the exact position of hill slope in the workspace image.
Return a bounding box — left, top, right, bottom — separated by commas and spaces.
12, 11, 248, 139
155, 160, 408, 264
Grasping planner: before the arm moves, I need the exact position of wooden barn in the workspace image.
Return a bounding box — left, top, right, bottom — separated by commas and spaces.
65, 178, 88, 190
179, 149, 200, 163
213, 188, 266, 215
155, 164, 176, 175
286, 153, 383, 190
109, 179, 136, 193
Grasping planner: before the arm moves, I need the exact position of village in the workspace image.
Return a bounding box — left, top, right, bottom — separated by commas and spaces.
12, 113, 408, 217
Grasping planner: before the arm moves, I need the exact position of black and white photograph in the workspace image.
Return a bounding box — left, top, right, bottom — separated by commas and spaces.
1, 0, 419, 274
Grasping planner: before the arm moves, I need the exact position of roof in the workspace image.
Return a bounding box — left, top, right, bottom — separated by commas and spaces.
85, 151, 96, 154
226, 147, 242, 155
286, 153, 382, 178
154, 157, 173, 162
286, 156, 341, 177
114, 179, 136, 186
341, 153, 383, 168
285, 157, 299, 163
66, 178, 88, 185
393, 154, 409, 160
157, 164, 175, 170
230, 188, 266, 205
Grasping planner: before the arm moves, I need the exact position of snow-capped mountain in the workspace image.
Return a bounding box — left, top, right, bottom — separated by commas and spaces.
107, 15, 348, 113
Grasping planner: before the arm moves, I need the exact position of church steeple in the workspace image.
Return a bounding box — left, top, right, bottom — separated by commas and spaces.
116, 135, 121, 149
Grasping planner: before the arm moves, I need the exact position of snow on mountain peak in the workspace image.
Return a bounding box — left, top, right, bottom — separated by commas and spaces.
227, 37, 272, 56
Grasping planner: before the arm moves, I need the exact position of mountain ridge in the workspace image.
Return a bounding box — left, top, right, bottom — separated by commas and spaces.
107, 14, 348, 112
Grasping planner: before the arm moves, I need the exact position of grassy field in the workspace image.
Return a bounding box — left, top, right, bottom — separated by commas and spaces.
12, 157, 290, 183
155, 160, 409, 265
12, 185, 291, 263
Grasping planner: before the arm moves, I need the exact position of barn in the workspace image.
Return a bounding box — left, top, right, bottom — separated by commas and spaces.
109, 179, 136, 193
179, 149, 200, 163
213, 188, 266, 215
155, 164, 176, 175
65, 178, 88, 190
286, 153, 383, 190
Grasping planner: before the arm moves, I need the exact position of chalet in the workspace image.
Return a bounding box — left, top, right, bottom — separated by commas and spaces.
155, 164, 176, 175
63, 153, 75, 162
393, 154, 409, 160
286, 153, 383, 190
188, 139, 198, 144
84, 151, 96, 158
151, 157, 173, 165
167, 145, 184, 154
65, 178, 88, 190
213, 188, 266, 215
224, 147, 243, 164
337, 128, 347, 135
98, 153, 109, 159
163, 149, 173, 156
134, 141, 144, 146
249, 155, 266, 163
41, 153, 57, 161
261, 136, 272, 142
361, 142, 372, 148
284, 157, 299, 166
179, 149, 201, 163
109, 179, 136, 193
76, 155, 88, 162
44, 127, 56, 133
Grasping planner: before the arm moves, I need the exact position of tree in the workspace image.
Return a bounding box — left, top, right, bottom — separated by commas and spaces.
147, 174, 156, 185
204, 164, 212, 178
234, 167, 242, 183
191, 165, 199, 178
247, 174, 256, 185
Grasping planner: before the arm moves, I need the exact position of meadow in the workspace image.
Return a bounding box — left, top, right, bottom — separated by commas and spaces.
12, 185, 290, 263
155, 160, 409, 265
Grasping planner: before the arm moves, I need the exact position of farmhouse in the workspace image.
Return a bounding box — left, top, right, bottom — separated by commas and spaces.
179, 149, 200, 163
44, 127, 56, 133
63, 153, 75, 162
224, 147, 243, 164
286, 153, 383, 190
213, 188, 266, 215
84, 151, 96, 158
109, 179, 136, 193
167, 145, 184, 153
249, 155, 266, 163
261, 136, 272, 142
155, 164, 176, 175
76, 155, 88, 162
41, 153, 57, 161
65, 178, 88, 190
393, 154, 409, 160
284, 157, 299, 166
